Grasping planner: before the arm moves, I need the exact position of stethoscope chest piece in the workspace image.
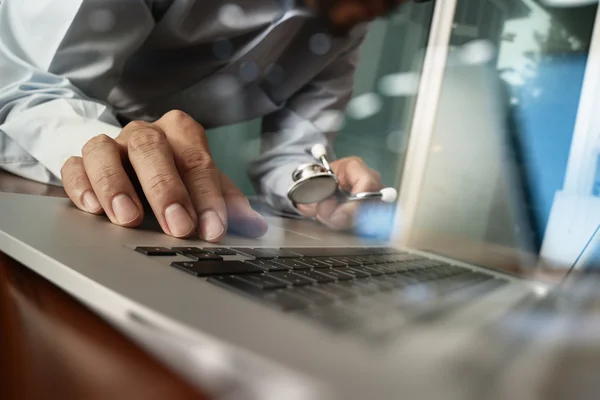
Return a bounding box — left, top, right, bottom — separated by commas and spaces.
287, 144, 399, 206
288, 163, 338, 205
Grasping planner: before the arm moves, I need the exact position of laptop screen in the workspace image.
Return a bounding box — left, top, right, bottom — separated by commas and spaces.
396, 1, 599, 280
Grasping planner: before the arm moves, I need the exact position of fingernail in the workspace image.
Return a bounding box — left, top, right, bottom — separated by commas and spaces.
82, 191, 102, 213
200, 210, 224, 241
112, 194, 140, 224
164, 203, 195, 237
330, 211, 351, 229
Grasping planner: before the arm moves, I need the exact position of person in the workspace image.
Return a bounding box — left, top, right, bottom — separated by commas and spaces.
0, 0, 422, 242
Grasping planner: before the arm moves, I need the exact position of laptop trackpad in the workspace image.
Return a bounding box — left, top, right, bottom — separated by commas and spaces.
136, 214, 342, 247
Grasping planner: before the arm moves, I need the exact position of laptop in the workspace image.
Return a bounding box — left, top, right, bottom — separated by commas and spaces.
0, 59, 588, 399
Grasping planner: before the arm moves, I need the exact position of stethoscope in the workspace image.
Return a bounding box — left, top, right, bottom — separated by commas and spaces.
288, 144, 398, 206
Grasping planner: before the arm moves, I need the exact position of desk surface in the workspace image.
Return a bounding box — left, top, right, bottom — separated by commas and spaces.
0, 170, 206, 400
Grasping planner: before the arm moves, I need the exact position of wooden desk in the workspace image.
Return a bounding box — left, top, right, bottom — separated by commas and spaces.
0, 171, 206, 400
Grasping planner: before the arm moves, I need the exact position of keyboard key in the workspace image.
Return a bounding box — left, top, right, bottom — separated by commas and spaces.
323, 268, 355, 281
287, 287, 337, 306
292, 270, 336, 283
172, 247, 204, 253
181, 252, 223, 261
387, 254, 428, 262
350, 266, 378, 277
409, 260, 440, 269
245, 260, 289, 272
266, 271, 314, 286
171, 261, 263, 277
312, 257, 348, 267
255, 248, 302, 258
208, 277, 309, 311
135, 247, 176, 256
231, 248, 277, 259
329, 257, 362, 267
203, 248, 237, 256
353, 256, 376, 265
283, 247, 375, 257
388, 262, 422, 272
371, 264, 398, 274
236, 274, 288, 290
358, 265, 384, 276
338, 267, 371, 279
271, 259, 313, 270
362, 255, 390, 264
208, 275, 263, 295
290, 258, 332, 269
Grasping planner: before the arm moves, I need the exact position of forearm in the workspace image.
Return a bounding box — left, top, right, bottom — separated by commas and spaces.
249, 26, 366, 212
0, 98, 122, 183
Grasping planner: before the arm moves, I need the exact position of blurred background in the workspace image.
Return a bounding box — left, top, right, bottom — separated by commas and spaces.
206, 1, 436, 194
206, 0, 599, 269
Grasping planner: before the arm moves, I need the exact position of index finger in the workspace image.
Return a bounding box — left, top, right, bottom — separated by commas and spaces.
155, 111, 227, 242
123, 122, 198, 238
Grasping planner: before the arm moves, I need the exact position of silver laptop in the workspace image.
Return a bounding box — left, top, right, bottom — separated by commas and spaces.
0, 60, 583, 399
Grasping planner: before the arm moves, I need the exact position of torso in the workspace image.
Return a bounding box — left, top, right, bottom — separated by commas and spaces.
102, 0, 363, 128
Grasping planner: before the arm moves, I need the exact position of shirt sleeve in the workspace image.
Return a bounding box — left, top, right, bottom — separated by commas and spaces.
0, 0, 154, 184
248, 28, 367, 213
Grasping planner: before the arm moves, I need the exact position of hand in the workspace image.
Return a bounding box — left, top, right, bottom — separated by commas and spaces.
60, 110, 268, 242
296, 156, 382, 230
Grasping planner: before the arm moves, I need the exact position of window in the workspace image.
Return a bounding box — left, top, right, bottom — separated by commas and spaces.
399, 0, 599, 271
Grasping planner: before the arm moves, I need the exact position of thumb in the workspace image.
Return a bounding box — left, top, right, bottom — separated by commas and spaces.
219, 172, 268, 238
296, 203, 318, 218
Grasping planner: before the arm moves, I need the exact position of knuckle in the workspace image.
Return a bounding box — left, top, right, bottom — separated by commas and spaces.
347, 156, 364, 168
371, 169, 382, 181
82, 134, 115, 157
60, 157, 90, 190
147, 171, 178, 197
179, 148, 213, 172
163, 110, 193, 125
92, 165, 122, 193
128, 127, 166, 154
162, 110, 205, 136
125, 120, 151, 132
61, 156, 80, 175
163, 109, 190, 121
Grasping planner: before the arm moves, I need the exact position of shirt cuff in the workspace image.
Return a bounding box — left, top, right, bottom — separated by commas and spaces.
1, 98, 122, 181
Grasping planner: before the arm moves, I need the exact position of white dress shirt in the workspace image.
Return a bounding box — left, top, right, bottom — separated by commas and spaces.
0, 0, 366, 211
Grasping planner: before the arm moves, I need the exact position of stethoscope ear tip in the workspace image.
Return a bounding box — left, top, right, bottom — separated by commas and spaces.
311, 144, 328, 159
380, 187, 398, 203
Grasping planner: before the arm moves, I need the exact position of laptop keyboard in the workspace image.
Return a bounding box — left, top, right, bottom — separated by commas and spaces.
136, 246, 509, 343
